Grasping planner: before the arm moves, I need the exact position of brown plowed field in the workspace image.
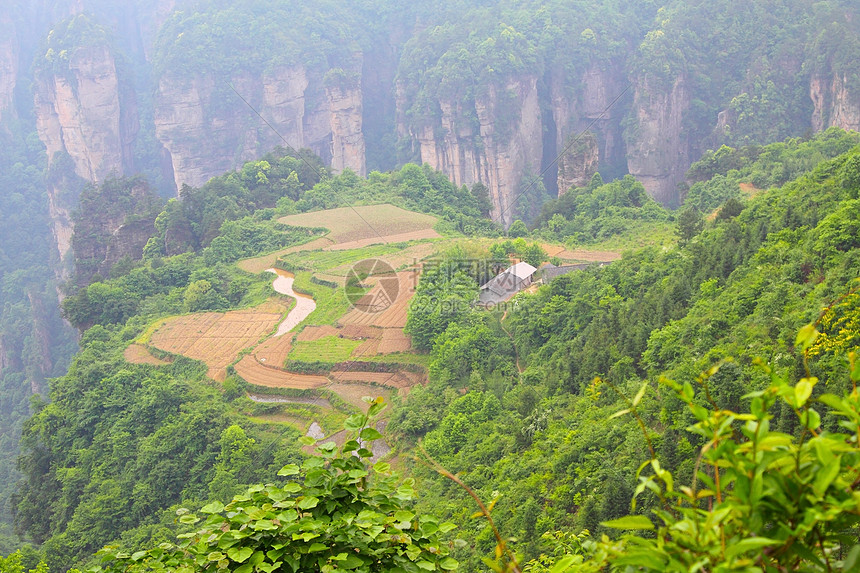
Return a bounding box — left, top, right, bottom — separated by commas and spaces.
278, 204, 438, 244
149, 309, 283, 381
328, 370, 413, 388
540, 243, 620, 263
340, 271, 416, 328
253, 335, 293, 369
378, 329, 412, 354
124, 344, 170, 366
234, 355, 329, 389
296, 325, 339, 342
327, 383, 392, 412
352, 337, 381, 357
329, 229, 441, 251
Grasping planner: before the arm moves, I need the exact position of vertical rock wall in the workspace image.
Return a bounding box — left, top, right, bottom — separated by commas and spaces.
626, 76, 691, 208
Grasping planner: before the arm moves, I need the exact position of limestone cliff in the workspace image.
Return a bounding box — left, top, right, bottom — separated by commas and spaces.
71, 177, 161, 285
34, 44, 133, 181
626, 76, 691, 208
404, 76, 543, 226
0, 15, 18, 124
155, 63, 367, 191
327, 81, 367, 176
557, 131, 599, 195
811, 73, 860, 133
34, 43, 137, 277
548, 64, 626, 196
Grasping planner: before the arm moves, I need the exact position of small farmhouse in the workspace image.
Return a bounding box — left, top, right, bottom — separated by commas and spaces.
478, 262, 537, 305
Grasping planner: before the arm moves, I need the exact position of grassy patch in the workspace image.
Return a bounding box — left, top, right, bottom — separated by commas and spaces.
290, 336, 362, 363
280, 244, 401, 274
581, 221, 677, 252
292, 271, 353, 325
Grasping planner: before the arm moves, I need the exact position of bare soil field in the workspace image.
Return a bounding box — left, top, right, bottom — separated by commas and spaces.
377, 329, 412, 354
253, 335, 293, 369
540, 243, 621, 262
739, 182, 764, 197
328, 370, 415, 388
295, 325, 339, 342
149, 308, 284, 381
329, 229, 441, 251
327, 383, 392, 412
124, 344, 170, 366
278, 204, 438, 244
234, 355, 329, 389
340, 270, 416, 329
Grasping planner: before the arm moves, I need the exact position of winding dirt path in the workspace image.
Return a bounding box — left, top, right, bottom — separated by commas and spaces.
267, 268, 316, 335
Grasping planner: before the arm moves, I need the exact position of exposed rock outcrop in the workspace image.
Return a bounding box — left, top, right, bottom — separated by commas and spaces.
327, 81, 367, 176
557, 131, 599, 195
811, 73, 860, 133
0, 15, 18, 123
406, 76, 543, 226
155, 63, 367, 191
71, 178, 160, 285
626, 76, 691, 207
34, 44, 133, 182
34, 43, 137, 279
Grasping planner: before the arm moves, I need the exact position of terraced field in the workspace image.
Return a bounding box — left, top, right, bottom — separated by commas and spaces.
278, 204, 439, 244
147, 306, 286, 381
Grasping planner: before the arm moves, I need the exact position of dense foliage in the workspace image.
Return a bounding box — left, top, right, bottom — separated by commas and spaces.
0, 118, 76, 555
391, 138, 860, 569
98, 401, 459, 573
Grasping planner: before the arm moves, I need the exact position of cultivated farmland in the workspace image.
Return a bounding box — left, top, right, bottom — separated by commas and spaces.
147, 306, 286, 381
278, 204, 440, 244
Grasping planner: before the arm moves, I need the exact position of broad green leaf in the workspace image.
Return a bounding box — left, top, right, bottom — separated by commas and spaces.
227, 547, 254, 563
795, 324, 819, 351
601, 515, 654, 530
813, 456, 841, 496
298, 436, 315, 446
724, 537, 778, 558
298, 496, 319, 510
795, 378, 816, 407
278, 464, 300, 476
373, 461, 391, 473
308, 543, 327, 553
440, 557, 459, 571
201, 501, 224, 514
344, 414, 365, 431
360, 427, 383, 441
550, 555, 577, 573
178, 514, 200, 525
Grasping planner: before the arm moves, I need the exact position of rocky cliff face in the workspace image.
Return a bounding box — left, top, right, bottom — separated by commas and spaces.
557, 132, 599, 195
71, 179, 160, 284
34, 45, 133, 181
155, 63, 367, 191
327, 82, 367, 176
0, 15, 18, 124
34, 43, 137, 276
626, 76, 691, 208
403, 76, 543, 226
811, 73, 860, 133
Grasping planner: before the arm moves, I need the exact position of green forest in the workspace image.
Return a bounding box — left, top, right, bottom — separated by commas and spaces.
0, 128, 858, 571
1, 0, 860, 572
